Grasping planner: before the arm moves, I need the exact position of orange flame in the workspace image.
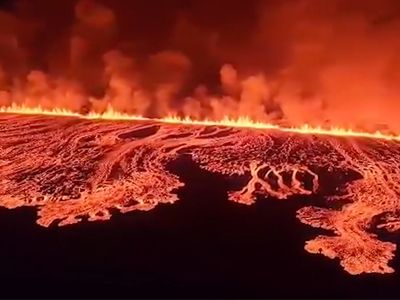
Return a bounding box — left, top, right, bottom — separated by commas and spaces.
1, 103, 400, 141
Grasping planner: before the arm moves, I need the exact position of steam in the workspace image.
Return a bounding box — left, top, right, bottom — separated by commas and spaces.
0, 0, 400, 131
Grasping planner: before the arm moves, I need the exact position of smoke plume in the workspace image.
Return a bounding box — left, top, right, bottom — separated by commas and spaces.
0, 0, 400, 131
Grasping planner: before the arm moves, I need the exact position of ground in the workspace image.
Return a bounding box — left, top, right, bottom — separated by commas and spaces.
1, 114, 400, 297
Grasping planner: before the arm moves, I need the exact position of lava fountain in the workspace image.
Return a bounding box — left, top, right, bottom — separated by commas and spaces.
1, 108, 400, 276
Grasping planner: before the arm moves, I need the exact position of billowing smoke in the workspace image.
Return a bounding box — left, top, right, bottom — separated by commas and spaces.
0, 0, 400, 131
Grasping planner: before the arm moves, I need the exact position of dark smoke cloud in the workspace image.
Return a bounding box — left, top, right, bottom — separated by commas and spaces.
0, 0, 400, 131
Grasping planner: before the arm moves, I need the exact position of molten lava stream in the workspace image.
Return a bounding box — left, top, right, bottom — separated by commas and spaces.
1, 103, 400, 141
1, 106, 400, 276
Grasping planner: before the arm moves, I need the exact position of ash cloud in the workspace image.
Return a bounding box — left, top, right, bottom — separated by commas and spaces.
0, 0, 400, 131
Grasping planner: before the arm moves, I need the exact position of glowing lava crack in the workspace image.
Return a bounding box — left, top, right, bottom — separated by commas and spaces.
1, 111, 400, 276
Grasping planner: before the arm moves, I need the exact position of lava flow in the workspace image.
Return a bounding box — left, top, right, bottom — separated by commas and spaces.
2, 103, 400, 141
1, 109, 400, 276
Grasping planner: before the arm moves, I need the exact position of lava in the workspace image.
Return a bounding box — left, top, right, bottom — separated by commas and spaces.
1, 103, 400, 141
1, 108, 400, 276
